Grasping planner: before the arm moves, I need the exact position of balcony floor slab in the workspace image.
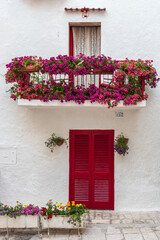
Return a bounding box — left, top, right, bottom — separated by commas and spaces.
17, 99, 146, 110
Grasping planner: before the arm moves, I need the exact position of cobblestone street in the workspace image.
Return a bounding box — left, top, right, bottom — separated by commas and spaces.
1, 211, 160, 240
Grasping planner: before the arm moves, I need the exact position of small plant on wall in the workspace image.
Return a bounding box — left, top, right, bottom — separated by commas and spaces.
45, 133, 68, 152
114, 133, 129, 156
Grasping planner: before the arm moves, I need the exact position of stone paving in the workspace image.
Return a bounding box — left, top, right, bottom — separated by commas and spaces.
84, 210, 160, 240
0, 211, 160, 239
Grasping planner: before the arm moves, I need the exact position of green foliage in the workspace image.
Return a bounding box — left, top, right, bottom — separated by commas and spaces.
114, 133, 129, 156
45, 133, 68, 152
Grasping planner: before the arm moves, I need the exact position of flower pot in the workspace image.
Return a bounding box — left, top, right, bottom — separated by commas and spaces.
0, 216, 8, 228
25, 215, 39, 228
56, 139, 64, 146
33, 95, 42, 100
41, 216, 85, 229
18, 65, 39, 73
8, 215, 26, 228
0, 216, 39, 229
125, 138, 129, 143
92, 68, 114, 75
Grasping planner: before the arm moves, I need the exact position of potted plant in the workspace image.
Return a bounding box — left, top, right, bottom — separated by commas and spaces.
41, 200, 88, 228
0, 202, 41, 228
114, 133, 129, 156
45, 133, 68, 152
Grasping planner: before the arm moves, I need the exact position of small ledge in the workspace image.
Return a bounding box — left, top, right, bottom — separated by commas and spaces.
17, 99, 146, 110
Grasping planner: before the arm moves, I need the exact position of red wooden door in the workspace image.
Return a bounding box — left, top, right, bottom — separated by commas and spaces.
69, 130, 114, 210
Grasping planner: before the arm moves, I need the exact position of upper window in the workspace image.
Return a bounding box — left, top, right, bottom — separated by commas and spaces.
69, 24, 101, 57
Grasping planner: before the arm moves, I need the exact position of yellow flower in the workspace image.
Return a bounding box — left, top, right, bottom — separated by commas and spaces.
24, 204, 29, 207
68, 207, 71, 210
56, 203, 60, 207
71, 201, 75, 206
76, 204, 82, 207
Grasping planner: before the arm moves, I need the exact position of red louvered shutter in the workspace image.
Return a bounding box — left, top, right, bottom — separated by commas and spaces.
69, 130, 92, 208
91, 130, 114, 209
69, 130, 114, 210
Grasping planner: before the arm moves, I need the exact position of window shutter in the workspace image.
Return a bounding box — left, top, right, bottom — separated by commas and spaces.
69, 130, 92, 208
91, 130, 114, 209
69, 130, 114, 210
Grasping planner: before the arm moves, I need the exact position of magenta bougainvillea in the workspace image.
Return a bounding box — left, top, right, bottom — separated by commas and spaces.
5, 55, 159, 108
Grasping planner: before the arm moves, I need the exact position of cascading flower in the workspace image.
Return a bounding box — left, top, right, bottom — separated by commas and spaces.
5, 55, 159, 108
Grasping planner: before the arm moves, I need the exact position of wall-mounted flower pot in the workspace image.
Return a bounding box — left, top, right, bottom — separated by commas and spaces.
125, 138, 129, 143
56, 139, 64, 146
41, 216, 85, 229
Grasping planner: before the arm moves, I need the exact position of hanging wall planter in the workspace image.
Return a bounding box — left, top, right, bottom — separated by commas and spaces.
45, 133, 68, 152
114, 133, 129, 156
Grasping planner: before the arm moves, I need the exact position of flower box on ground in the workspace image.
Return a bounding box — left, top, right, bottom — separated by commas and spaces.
0, 216, 39, 228
0, 216, 8, 228
17, 99, 146, 110
25, 215, 39, 228
41, 216, 85, 229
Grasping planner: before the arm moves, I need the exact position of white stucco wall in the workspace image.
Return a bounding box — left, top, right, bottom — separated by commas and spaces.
0, 0, 160, 210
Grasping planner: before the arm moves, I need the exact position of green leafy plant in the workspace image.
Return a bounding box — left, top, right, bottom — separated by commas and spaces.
0, 201, 41, 218
41, 200, 89, 227
114, 133, 129, 156
45, 133, 68, 152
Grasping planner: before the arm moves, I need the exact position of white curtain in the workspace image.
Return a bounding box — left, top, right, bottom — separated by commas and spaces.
72, 26, 101, 56
72, 26, 101, 87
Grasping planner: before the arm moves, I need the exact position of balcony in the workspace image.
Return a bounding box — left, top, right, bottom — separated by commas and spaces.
6, 55, 159, 109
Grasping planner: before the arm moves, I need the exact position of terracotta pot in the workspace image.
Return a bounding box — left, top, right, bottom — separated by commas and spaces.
92, 68, 114, 75
18, 65, 39, 73
56, 139, 64, 146
125, 138, 129, 143
100, 83, 117, 90
33, 95, 42, 100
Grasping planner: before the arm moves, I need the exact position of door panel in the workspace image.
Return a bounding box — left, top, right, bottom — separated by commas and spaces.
69, 130, 92, 208
69, 130, 114, 210
91, 130, 114, 209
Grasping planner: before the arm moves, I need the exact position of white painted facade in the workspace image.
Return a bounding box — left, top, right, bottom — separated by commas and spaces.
0, 0, 160, 211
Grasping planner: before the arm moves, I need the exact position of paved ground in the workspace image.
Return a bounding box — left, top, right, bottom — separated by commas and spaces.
82, 210, 160, 240
0, 211, 160, 239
